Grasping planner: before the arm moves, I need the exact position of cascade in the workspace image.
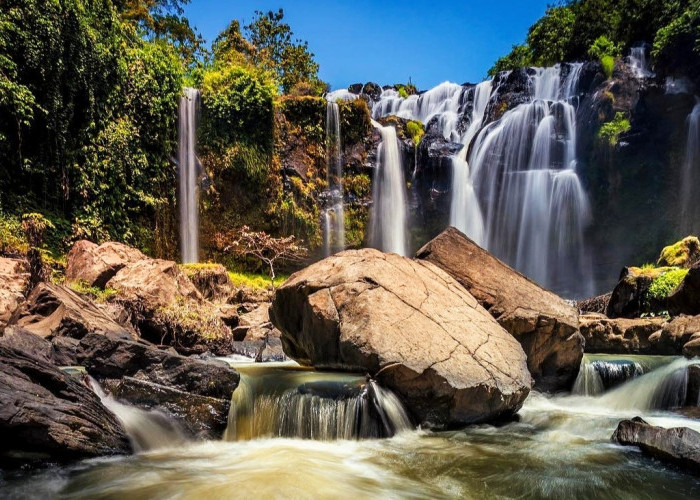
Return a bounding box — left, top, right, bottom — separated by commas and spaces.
87, 377, 187, 452
178, 87, 201, 264
370, 120, 408, 255
449, 80, 492, 243
680, 98, 700, 234
572, 354, 678, 396
627, 44, 654, 79
324, 99, 345, 256
224, 363, 411, 441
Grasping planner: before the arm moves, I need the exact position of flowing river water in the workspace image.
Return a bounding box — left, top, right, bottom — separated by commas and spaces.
3, 356, 700, 499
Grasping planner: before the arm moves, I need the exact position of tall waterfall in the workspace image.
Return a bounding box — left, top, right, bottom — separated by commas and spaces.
449, 80, 492, 244
178, 87, 201, 264
370, 120, 408, 255
469, 64, 593, 297
680, 98, 700, 235
323, 100, 345, 256
627, 44, 654, 79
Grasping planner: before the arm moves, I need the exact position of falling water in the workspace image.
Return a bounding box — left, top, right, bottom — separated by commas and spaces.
324, 99, 345, 256
370, 120, 408, 255
449, 80, 492, 244
627, 44, 654, 79
178, 87, 201, 264
572, 354, 678, 396
224, 363, 411, 441
680, 99, 700, 235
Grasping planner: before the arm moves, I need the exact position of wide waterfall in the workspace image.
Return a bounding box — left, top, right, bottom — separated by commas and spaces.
224, 363, 411, 441
572, 354, 678, 396
178, 87, 201, 264
449, 80, 492, 244
370, 120, 408, 255
323, 99, 345, 256
680, 98, 700, 234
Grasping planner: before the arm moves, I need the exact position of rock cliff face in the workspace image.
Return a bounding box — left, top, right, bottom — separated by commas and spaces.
270, 248, 532, 429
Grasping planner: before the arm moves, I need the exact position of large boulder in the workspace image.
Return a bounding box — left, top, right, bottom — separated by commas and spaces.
0, 326, 80, 366
579, 314, 666, 354
0, 257, 30, 330
415, 227, 583, 391
668, 263, 700, 316
180, 263, 235, 302
270, 248, 532, 428
606, 266, 661, 318
65, 240, 146, 287
8, 282, 136, 340
612, 417, 700, 474
0, 344, 130, 466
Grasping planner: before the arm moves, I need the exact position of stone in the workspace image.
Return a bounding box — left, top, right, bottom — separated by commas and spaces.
668, 263, 700, 316
416, 228, 583, 391
0, 344, 130, 466
576, 293, 612, 315
65, 240, 146, 288
0, 257, 30, 330
606, 267, 657, 318
683, 333, 700, 358
180, 264, 234, 301
270, 248, 532, 428
612, 417, 700, 474
8, 282, 136, 340
657, 236, 700, 268
579, 314, 666, 354
650, 315, 700, 355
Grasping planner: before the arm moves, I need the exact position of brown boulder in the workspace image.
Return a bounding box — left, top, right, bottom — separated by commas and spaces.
270, 249, 532, 428
612, 417, 700, 474
0, 344, 130, 466
415, 227, 583, 392
180, 264, 234, 301
668, 263, 700, 316
9, 282, 136, 340
0, 257, 30, 330
579, 314, 666, 354
65, 240, 146, 287
606, 267, 658, 318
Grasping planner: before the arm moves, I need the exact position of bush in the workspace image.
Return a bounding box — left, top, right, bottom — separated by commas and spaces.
0, 213, 28, 255
406, 120, 425, 146
648, 268, 689, 301
588, 36, 620, 79
598, 112, 631, 146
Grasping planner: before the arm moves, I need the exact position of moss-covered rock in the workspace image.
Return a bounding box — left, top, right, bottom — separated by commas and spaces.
657, 236, 700, 268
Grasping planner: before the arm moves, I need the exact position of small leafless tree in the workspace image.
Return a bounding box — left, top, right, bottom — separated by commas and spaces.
215, 225, 308, 288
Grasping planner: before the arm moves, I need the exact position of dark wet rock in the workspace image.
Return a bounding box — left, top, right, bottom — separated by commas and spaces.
606, 267, 657, 318
0, 327, 79, 366
65, 240, 146, 288
668, 263, 700, 316
0, 344, 130, 466
347, 83, 363, 94
362, 82, 382, 101
612, 417, 700, 474
9, 282, 136, 340
416, 228, 583, 392
576, 293, 612, 315
270, 248, 532, 428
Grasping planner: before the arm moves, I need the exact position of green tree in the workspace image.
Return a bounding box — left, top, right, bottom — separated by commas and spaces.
488, 44, 533, 76
527, 5, 576, 66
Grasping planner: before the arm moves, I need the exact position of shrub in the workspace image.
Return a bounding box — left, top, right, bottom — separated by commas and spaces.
0, 213, 28, 255
648, 268, 689, 301
588, 36, 621, 79
598, 112, 631, 146
406, 120, 425, 146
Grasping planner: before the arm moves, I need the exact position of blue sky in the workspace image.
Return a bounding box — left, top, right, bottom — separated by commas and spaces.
183, 0, 551, 90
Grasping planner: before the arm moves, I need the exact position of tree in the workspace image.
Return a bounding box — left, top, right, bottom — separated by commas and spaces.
214, 225, 308, 287
488, 44, 533, 76
527, 5, 576, 66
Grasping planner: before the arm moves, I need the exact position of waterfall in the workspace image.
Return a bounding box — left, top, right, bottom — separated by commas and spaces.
449, 80, 492, 244
627, 44, 654, 79
468, 63, 593, 297
572, 354, 677, 396
178, 87, 201, 264
86, 377, 187, 452
370, 120, 408, 255
680, 98, 700, 235
224, 365, 411, 441
323, 100, 345, 256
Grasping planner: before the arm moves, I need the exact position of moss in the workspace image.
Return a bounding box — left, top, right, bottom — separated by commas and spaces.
600, 55, 615, 79
648, 268, 689, 301
344, 173, 372, 199
628, 265, 676, 279
657, 236, 700, 267
276, 95, 326, 144
406, 120, 425, 146
227, 271, 288, 290
598, 112, 631, 146
344, 204, 369, 249
69, 281, 118, 303
155, 297, 230, 341
338, 99, 372, 146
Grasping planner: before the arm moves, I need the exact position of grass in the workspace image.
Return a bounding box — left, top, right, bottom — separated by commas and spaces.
156, 297, 230, 341
69, 280, 118, 303
179, 262, 224, 278
227, 270, 288, 290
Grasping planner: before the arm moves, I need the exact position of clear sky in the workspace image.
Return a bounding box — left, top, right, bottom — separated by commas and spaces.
183, 0, 551, 90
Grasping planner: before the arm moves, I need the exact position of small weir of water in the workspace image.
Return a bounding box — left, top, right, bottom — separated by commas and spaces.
223, 362, 411, 441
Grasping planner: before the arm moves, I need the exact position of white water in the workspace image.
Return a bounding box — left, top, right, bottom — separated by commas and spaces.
324, 100, 345, 256
627, 44, 654, 79
449, 80, 492, 244
680, 98, 700, 235
178, 87, 200, 264
370, 120, 408, 255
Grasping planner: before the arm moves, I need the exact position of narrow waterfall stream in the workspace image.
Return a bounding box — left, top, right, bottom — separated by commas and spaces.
178, 87, 201, 264
627, 44, 654, 79
680, 98, 700, 234
323, 98, 345, 256
370, 120, 408, 255
6, 356, 700, 498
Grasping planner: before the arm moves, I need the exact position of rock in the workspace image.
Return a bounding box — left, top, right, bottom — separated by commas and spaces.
579, 314, 667, 354
650, 315, 700, 355
606, 267, 657, 318
180, 263, 234, 301
0, 257, 30, 330
657, 236, 700, 268
612, 417, 700, 474
270, 248, 532, 428
668, 263, 700, 316
233, 305, 274, 341
576, 293, 612, 315
683, 334, 700, 358
9, 282, 136, 340
77, 333, 239, 400
347, 83, 363, 94
416, 228, 583, 391
686, 365, 700, 406
65, 240, 146, 287
0, 344, 130, 466
362, 82, 382, 101
0, 326, 79, 366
